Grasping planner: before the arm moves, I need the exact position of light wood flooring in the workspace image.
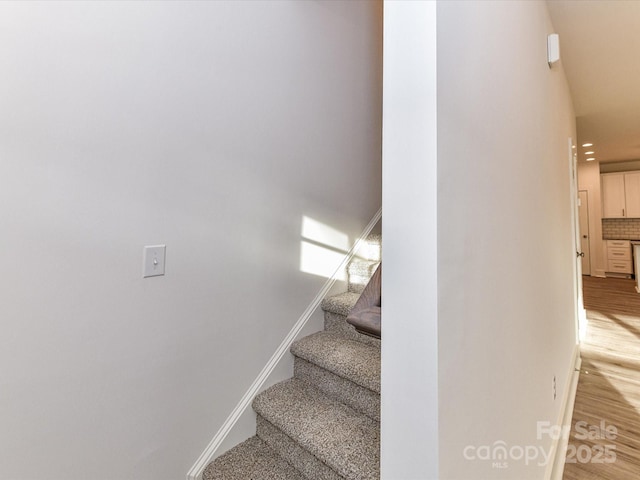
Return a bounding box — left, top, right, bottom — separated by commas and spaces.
563, 276, 640, 480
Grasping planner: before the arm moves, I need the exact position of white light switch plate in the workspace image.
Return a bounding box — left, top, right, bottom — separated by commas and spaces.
143, 245, 166, 278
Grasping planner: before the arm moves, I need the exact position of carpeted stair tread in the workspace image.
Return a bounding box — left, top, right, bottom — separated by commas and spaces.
321, 291, 360, 317
347, 259, 380, 294
358, 234, 382, 262
252, 378, 380, 480
202, 435, 304, 480
294, 357, 380, 421
347, 259, 379, 273
291, 331, 380, 393
257, 416, 342, 480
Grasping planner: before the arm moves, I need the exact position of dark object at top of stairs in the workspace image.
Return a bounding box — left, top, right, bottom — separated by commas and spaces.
346, 263, 381, 338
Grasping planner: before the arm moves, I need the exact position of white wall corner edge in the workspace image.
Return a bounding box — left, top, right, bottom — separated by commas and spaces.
545, 343, 581, 480
185, 208, 382, 480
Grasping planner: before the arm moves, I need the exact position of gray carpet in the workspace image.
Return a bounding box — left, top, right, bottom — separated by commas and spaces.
320, 292, 360, 317
202, 436, 305, 480
292, 331, 380, 393
203, 235, 381, 479
253, 379, 379, 480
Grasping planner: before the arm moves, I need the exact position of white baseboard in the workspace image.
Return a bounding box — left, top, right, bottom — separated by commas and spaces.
186, 208, 382, 480
545, 344, 581, 480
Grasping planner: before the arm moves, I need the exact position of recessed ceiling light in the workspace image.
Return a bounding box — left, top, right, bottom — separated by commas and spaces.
582, 143, 593, 147
585, 151, 595, 155
586, 157, 596, 161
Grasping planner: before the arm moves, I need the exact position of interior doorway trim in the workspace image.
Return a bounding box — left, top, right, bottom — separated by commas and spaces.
578, 190, 591, 275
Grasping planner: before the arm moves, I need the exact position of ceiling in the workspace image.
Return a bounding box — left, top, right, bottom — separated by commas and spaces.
547, 0, 640, 164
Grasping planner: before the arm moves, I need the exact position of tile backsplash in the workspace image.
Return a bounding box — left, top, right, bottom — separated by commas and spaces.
602, 218, 640, 239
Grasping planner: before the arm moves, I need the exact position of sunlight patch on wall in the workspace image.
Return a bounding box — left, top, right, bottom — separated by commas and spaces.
300, 216, 349, 280
301, 217, 349, 251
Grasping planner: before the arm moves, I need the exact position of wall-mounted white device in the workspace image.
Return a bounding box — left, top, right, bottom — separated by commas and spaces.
547, 33, 560, 67
143, 245, 166, 278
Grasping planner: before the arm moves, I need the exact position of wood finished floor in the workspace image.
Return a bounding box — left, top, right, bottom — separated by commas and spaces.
563, 276, 640, 480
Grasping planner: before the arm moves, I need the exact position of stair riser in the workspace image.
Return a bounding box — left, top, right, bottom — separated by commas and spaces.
348, 278, 367, 294
294, 357, 380, 421
256, 416, 342, 480
324, 311, 381, 347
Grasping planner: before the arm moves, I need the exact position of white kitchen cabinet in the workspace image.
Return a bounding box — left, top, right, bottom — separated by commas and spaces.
601, 172, 640, 218
602, 173, 626, 218
633, 242, 640, 292
606, 239, 632, 275
624, 172, 640, 217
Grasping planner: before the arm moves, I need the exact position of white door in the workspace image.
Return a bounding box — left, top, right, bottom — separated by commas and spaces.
569, 139, 587, 342
578, 190, 591, 275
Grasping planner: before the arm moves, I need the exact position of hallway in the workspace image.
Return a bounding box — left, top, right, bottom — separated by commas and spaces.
563, 277, 640, 479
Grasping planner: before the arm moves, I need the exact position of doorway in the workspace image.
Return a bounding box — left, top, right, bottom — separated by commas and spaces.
578, 190, 591, 275
569, 139, 587, 343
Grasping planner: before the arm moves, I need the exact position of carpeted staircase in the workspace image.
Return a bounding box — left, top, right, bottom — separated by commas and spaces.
203, 235, 381, 480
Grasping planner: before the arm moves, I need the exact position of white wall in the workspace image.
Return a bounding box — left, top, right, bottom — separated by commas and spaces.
577, 161, 606, 277
436, 2, 577, 479
0, 2, 382, 479
381, 2, 438, 479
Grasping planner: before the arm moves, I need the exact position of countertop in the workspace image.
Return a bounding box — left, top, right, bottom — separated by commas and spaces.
603, 237, 640, 241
